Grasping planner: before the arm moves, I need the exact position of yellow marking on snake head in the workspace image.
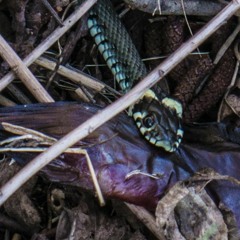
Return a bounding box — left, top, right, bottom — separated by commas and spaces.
133, 112, 142, 120
145, 135, 150, 141
177, 129, 184, 138
155, 140, 172, 152
162, 97, 183, 118
140, 126, 147, 134
143, 89, 159, 101
136, 122, 141, 127
150, 138, 157, 144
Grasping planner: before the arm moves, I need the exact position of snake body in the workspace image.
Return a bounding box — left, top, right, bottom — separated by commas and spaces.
87, 0, 183, 152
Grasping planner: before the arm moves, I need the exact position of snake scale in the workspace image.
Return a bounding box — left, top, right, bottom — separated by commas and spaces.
87, 0, 183, 152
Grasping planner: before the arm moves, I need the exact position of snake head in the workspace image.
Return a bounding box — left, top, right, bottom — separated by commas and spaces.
132, 90, 183, 152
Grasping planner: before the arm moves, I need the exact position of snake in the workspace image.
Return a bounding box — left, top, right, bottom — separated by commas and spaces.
87, 0, 183, 152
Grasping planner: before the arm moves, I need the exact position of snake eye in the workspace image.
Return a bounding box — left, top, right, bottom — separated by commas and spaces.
143, 113, 156, 129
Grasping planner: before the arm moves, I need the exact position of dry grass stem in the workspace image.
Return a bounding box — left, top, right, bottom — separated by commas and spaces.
84, 150, 105, 206
2, 122, 56, 143
0, 0, 240, 206
75, 88, 91, 102
0, 0, 97, 92
35, 57, 105, 92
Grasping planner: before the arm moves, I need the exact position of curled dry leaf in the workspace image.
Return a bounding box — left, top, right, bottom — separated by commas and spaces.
156, 180, 228, 240
226, 92, 240, 117
219, 87, 240, 120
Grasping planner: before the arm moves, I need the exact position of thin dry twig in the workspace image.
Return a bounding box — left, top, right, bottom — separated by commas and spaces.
0, 35, 54, 103
40, 0, 64, 26
0, 0, 240, 206
0, 0, 97, 92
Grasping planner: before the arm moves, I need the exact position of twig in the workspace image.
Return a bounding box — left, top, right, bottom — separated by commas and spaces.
35, 57, 105, 92
0, 34, 54, 103
0, 0, 97, 92
40, 0, 63, 26
125, 203, 164, 240
0, 0, 239, 206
